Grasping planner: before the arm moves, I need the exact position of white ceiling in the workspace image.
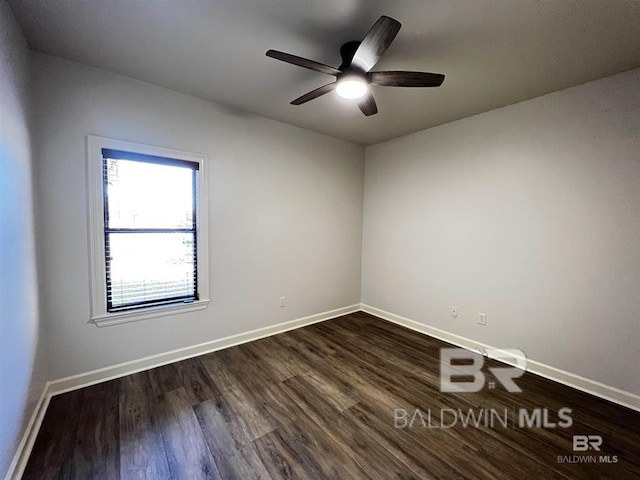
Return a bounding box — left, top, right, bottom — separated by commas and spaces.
9, 0, 640, 145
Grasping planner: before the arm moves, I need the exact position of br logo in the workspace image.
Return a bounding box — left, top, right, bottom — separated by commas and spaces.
440, 348, 527, 393
573, 435, 603, 452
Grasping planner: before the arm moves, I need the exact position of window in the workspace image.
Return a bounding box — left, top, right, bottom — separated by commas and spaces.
102, 149, 199, 311
88, 136, 209, 326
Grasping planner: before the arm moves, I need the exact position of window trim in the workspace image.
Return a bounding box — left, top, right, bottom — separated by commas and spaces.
87, 135, 210, 327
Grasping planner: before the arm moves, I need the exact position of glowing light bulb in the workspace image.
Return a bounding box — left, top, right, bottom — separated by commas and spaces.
336, 78, 368, 99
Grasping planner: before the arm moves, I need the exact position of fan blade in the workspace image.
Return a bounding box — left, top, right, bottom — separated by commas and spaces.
266, 50, 341, 76
356, 92, 378, 116
351, 16, 401, 72
368, 71, 445, 87
291, 82, 336, 105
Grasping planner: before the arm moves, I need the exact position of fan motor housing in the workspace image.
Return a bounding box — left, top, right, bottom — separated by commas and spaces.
339, 41, 361, 71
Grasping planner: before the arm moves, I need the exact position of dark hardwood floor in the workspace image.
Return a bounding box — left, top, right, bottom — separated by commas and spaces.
23, 312, 640, 479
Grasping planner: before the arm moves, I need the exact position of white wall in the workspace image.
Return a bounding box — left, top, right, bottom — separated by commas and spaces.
363, 68, 640, 395
0, 2, 46, 477
32, 53, 364, 380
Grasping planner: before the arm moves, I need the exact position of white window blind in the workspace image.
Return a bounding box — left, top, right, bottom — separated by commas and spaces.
102, 148, 199, 312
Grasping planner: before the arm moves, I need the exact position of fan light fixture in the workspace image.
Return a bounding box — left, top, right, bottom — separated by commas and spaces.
336, 77, 368, 99
266, 15, 446, 116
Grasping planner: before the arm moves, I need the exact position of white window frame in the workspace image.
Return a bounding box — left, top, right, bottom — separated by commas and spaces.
87, 135, 210, 327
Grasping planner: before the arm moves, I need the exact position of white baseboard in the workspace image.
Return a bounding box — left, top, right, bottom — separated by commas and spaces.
360, 304, 640, 412
4, 383, 51, 480
5, 303, 359, 479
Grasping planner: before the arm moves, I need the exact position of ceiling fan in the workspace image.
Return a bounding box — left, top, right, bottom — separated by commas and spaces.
266, 15, 445, 116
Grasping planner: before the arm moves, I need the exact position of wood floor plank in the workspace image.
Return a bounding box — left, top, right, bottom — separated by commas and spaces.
320, 315, 458, 380
259, 382, 369, 479
119, 401, 171, 479
343, 401, 471, 480
252, 430, 308, 480
218, 383, 277, 441
175, 357, 220, 406
119, 371, 154, 407
155, 387, 221, 479
224, 345, 280, 393
273, 333, 410, 426
199, 350, 240, 392
300, 369, 358, 412
193, 399, 272, 480
314, 318, 485, 407
119, 373, 170, 480
200, 348, 279, 442
280, 375, 424, 480
243, 337, 302, 382
71, 380, 120, 480
476, 433, 569, 479
298, 324, 481, 416
148, 363, 183, 397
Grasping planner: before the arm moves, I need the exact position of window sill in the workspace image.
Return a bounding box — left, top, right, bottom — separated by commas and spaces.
91, 299, 210, 327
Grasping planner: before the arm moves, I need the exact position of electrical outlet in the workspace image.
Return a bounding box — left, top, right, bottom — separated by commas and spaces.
452, 306, 459, 318
279, 296, 286, 307
478, 313, 487, 326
